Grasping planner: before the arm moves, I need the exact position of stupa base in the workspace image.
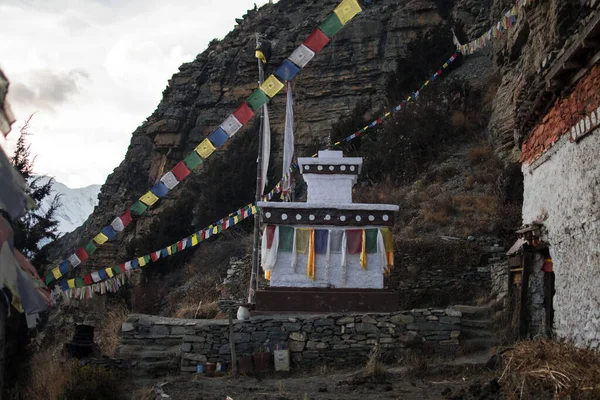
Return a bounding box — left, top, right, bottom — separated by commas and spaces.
255, 287, 399, 314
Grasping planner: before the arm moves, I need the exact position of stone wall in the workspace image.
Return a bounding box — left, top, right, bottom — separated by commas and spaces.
119, 308, 462, 375
522, 127, 600, 349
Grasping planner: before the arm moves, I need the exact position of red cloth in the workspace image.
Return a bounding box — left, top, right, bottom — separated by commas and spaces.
542, 257, 553, 272
120, 210, 132, 227
303, 29, 330, 54
177, 241, 183, 251
172, 161, 191, 181
266, 225, 276, 249
119, 264, 127, 272
233, 103, 254, 125
346, 230, 362, 254
84, 275, 93, 285
75, 248, 88, 263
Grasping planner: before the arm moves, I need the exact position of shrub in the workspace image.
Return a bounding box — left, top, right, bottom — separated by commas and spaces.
96, 302, 129, 356
24, 350, 72, 400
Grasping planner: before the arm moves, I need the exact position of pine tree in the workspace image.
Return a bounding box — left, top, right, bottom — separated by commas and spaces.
10, 116, 60, 267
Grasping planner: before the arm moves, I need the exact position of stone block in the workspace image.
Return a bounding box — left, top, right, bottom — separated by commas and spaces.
355, 323, 378, 333
183, 353, 208, 363
406, 322, 448, 331
314, 319, 335, 327
391, 314, 414, 325
426, 316, 439, 321
171, 326, 186, 336
332, 344, 350, 350
289, 340, 306, 352
268, 331, 289, 341
445, 308, 462, 317
336, 316, 355, 325
251, 331, 268, 342
122, 323, 135, 332
306, 341, 328, 350
302, 351, 319, 359
362, 316, 377, 324
183, 335, 206, 343
148, 326, 170, 338
181, 343, 192, 353
450, 331, 460, 338
439, 339, 459, 346
219, 343, 230, 355
439, 317, 461, 325
234, 332, 251, 343
289, 332, 307, 342
379, 338, 394, 343
377, 321, 395, 328
282, 322, 301, 331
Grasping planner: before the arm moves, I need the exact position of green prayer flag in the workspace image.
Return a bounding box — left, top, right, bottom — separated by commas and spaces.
319, 13, 344, 37
75, 277, 85, 288
366, 228, 378, 254
144, 255, 151, 264
112, 266, 121, 275
84, 240, 97, 255
246, 89, 270, 112
171, 244, 178, 254
183, 151, 203, 170
45, 272, 53, 285
130, 200, 148, 215
278, 226, 295, 252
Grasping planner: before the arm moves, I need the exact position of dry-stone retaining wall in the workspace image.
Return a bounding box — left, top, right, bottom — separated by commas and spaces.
119, 308, 462, 375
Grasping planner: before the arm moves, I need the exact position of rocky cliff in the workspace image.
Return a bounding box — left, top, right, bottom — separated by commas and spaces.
48, 0, 597, 281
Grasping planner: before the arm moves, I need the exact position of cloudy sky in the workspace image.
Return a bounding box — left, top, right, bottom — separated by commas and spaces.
0, 0, 275, 188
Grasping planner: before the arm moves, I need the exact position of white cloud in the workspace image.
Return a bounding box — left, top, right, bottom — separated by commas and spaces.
0, 0, 275, 188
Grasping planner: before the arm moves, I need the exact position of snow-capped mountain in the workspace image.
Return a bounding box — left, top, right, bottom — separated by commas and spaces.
37, 176, 101, 235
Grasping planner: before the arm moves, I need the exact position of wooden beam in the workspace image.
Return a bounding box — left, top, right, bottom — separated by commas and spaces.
582, 38, 600, 49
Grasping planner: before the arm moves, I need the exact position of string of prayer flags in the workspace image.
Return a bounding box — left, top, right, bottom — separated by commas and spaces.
453, 0, 532, 55
306, 229, 316, 280
50, 0, 368, 286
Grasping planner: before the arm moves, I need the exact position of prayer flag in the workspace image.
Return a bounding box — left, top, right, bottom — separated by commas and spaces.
266, 225, 276, 249
131, 259, 139, 269
84, 275, 93, 285
334, 0, 362, 24
274, 60, 300, 81
303, 29, 330, 54
246, 89, 270, 112
91, 271, 101, 282
60, 280, 69, 291
191, 234, 199, 246
151, 182, 169, 198
52, 267, 62, 280
161, 248, 168, 258
233, 103, 254, 125
138, 256, 146, 267
45, 272, 53, 285
111, 216, 125, 232
306, 229, 316, 280
319, 13, 344, 37
315, 229, 329, 254
94, 232, 109, 245
220, 114, 243, 137
288, 45, 315, 68
329, 230, 344, 253
160, 171, 180, 190
278, 226, 295, 252
105, 267, 114, 278
360, 229, 367, 269
346, 229, 362, 254
68, 279, 76, 289
195, 138, 216, 159
366, 228, 378, 253
260, 75, 285, 98
208, 127, 229, 148
120, 210, 132, 228
183, 151, 203, 170
113, 265, 122, 275
282, 82, 294, 194
76, 277, 85, 288
296, 228, 309, 254
170, 244, 177, 254
172, 161, 191, 181
84, 240, 97, 255
101, 225, 117, 241
140, 191, 159, 207
75, 248, 89, 263
130, 200, 148, 216
59, 260, 70, 274
151, 251, 160, 262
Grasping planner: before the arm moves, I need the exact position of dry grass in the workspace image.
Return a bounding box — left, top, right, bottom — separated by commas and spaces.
467, 143, 495, 165
500, 340, 600, 398
133, 386, 155, 400
403, 350, 429, 379
364, 344, 386, 377
96, 302, 130, 356
24, 350, 72, 400
174, 301, 219, 319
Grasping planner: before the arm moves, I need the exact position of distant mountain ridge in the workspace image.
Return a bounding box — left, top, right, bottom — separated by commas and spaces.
36, 176, 100, 236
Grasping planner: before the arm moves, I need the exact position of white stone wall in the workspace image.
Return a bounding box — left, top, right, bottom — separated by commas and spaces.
522, 130, 600, 348
269, 251, 384, 289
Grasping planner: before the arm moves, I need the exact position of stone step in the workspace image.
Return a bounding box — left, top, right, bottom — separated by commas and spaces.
117, 345, 179, 360
460, 327, 496, 339
459, 338, 497, 353
453, 305, 491, 319
461, 319, 493, 329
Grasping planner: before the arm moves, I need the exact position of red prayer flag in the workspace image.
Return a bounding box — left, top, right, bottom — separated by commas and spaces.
177, 241, 183, 251
172, 161, 191, 181
120, 264, 127, 272
303, 29, 330, 54
233, 103, 254, 125
75, 248, 89, 263
150, 252, 160, 262
346, 229, 362, 254
120, 210, 133, 227
84, 275, 93, 285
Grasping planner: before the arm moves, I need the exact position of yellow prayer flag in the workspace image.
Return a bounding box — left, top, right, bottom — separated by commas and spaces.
138, 257, 146, 267
195, 138, 216, 159
213, 226, 218, 234
296, 228, 309, 254
306, 229, 316, 280
384, 112, 391, 117
106, 267, 114, 278
234, 215, 240, 224
333, 0, 362, 25
424, 80, 430, 86
93, 232, 109, 245
68, 279, 76, 289
260, 75, 284, 98
363, 125, 369, 131
381, 228, 394, 252
443, 62, 448, 68
52, 267, 62, 280
360, 229, 367, 270
407, 96, 412, 102
167, 246, 172, 255
191, 234, 199, 246
265, 270, 271, 280
140, 191, 159, 206
251, 206, 258, 215
334, 141, 341, 145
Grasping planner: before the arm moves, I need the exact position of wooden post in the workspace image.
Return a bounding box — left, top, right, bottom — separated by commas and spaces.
228, 308, 238, 377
